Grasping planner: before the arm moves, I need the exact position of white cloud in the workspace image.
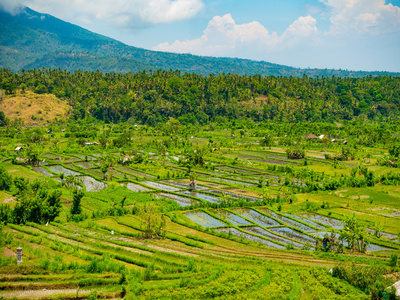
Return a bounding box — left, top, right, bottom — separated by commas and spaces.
321, 0, 400, 34
153, 14, 317, 57
0, 0, 205, 28
0, 0, 24, 15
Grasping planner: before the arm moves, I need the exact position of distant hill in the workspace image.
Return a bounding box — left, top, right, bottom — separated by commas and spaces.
0, 7, 399, 77
1, 90, 71, 126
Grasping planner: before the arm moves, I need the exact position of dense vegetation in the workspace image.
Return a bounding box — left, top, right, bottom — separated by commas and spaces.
0, 105, 400, 298
1, 7, 400, 77
0, 62, 400, 298
1, 69, 400, 127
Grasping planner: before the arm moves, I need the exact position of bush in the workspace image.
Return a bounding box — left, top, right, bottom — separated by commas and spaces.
0, 166, 12, 191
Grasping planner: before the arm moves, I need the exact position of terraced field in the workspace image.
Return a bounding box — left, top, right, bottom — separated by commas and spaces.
1, 131, 400, 299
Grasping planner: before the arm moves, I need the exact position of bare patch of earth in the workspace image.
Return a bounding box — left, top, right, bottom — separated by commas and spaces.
3, 247, 16, 257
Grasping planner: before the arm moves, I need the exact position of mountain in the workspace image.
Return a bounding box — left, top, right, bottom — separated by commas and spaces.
0, 7, 399, 77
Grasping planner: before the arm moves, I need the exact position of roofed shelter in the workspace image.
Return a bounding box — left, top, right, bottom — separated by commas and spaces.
302, 133, 318, 140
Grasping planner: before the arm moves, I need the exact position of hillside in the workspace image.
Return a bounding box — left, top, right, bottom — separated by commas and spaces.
0, 7, 399, 77
0, 90, 71, 126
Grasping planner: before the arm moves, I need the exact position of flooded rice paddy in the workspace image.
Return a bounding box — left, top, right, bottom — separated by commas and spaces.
179, 191, 221, 203
122, 182, 151, 192
243, 226, 305, 249
262, 209, 315, 232
301, 213, 344, 229
215, 227, 285, 249
79, 176, 108, 192
232, 208, 280, 227
212, 210, 252, 226
158, 193, 198, 207
47, 165, 81, 176
32, 166, 53, 177
312, 232, 390, 252
142, 181, 181, 192
268, 227, 315, 244
184, 210, 226, 228
284, 214, 327, 230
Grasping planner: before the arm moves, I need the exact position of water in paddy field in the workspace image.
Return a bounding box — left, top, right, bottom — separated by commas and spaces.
263, 209, 315, 232
160, 179, 209, 190
233, 208, 280, 227
116, 166, 155, 178
269, 227, 315, 244
158, 193, 198, 207
142, 181, 181, 192
42, 153, 60, 159
218, 166, 262, 174
207, 189, 262, 202
122, 182, 151, 192
366, 228, 398, 239
212, 210, 252, 226
184, 210, 226, 228
202, 176, 255, 187
32, 166, 53, 177
284, 214, 327, 230
301, 213, 344, 229
62, 156, 81, 163
226, 175, 260, 184
47, 165, 81, 176
215, 227, 285, 249
79, 176, 108, 192
243, 226, 305, 249
312, 231, 390, 252
179, 191, 221, 203
74, 161, 96, 169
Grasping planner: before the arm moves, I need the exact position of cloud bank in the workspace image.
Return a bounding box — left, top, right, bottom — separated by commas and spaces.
153, 0, 399, 67
0, 0, 205, 28
321, 0, 400, 35
154, 14, 318, 56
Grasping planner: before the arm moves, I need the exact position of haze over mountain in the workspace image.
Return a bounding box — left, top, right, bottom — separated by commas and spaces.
0, 6, 398, 77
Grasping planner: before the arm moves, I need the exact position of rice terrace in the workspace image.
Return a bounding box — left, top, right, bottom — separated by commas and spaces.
0, 68, 400, 300
1, 1, 400, 298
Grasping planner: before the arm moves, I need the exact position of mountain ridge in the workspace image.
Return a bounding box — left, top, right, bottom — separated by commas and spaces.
0, 6, 399, 77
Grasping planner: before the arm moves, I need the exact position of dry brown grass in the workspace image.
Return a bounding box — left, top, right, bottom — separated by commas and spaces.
1, 90, 71, 126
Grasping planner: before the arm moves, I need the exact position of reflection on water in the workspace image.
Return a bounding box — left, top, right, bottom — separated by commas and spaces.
122, 182, 151, 192
179, 191, 221, 203
302, 213, 343, 229
159, 193, 198, 207
213, 210, 252, 226
233, 208, 280, 227
215, 227, 285, 249
32, 166, 53, 177
143, 181, 180, 192
244, 226, 305, 249
263, 209, 314, 232
80, 176, 107, 192
269, 227, 315, 244
184, 210, 226, 227
48, 165, 81, 176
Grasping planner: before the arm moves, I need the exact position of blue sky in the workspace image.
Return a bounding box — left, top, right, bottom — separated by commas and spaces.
2, 0, 400, 71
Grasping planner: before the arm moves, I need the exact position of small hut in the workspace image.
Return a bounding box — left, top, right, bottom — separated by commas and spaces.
14, 146, 23, 154
302, 133, 318, 140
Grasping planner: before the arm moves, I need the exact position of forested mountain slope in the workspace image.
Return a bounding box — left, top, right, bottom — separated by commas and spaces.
0, 7, 399, 77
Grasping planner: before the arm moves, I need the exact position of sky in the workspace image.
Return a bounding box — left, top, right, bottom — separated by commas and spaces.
1, 0, 400, 72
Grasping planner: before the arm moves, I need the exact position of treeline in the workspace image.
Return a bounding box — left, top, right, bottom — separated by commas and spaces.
1, 68, 400, 125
